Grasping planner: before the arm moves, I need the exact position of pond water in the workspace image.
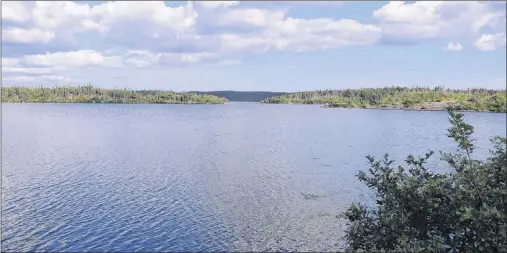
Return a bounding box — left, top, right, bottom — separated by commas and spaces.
2, 103, 505, 252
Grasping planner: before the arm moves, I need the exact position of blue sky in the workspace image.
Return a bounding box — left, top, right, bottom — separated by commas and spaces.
2, 1, 506, 91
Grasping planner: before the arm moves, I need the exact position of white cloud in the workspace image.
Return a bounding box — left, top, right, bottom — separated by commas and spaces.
471, 11, 504, 32
216, 17, 381, 54
90, 1, 197, 33
1, 0, 505, 90
220, 34, 274, 53
198, 1, 239, 9
1, 1, 197, 45
2, 67, 54, 74
31, 1, 98, 31
218, 8, 285, 27
2, 75, 75, 83
1, 1, 31, 22
249, 1, 347, 9
2, 57, 54, 76
259, 18, 381, 53
374, 1, 506, 42
22, 50, 123, 68
179, 52, 216, 63
2, 58, 21, 67
2, 27, 55, 43
474, 32, 507, 51
122, 50, 219, 67
445, 42, 464, 51
123, 50, 162, 68
374, 1, 441, 24
285, 1, 346, 7
0, 1, 381, 57
0, 1, 504, 91
211, 59, 242, 66
3, 49, 226, 77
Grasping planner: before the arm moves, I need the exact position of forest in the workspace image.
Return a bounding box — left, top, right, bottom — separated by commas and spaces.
190, 91, 286, 102
1, 85, 228, 104
261, 86, 507, 112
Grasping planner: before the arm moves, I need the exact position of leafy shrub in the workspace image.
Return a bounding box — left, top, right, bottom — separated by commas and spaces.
341, 111, 507, 252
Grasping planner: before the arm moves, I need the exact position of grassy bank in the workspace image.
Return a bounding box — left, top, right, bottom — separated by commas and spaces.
261, 87, 507, 112
1, 85, 228, 104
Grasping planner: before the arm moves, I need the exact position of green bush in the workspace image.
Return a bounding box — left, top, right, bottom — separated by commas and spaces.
341, 111, 507, 252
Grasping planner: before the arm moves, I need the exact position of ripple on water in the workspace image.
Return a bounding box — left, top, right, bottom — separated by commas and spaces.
2, 104, 505, 252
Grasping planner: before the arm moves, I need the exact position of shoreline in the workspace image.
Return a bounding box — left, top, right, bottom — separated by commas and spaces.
322, 105, 505, 114
1, 101, 227, 105
3, 101, 506, 113
259, 102, 505, 113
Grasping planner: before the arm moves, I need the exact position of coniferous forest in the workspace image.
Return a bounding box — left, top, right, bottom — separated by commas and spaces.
261, 86, 507, 112
1, 85, 228, 104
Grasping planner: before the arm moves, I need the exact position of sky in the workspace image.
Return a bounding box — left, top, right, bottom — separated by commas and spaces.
1, 1, 506, 92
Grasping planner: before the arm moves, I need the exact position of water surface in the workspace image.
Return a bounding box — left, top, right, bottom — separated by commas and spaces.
2, 103, 506, 252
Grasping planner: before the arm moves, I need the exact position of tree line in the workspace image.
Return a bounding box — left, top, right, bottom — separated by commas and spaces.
1, 85, 228, 104
261, 86, 507, 112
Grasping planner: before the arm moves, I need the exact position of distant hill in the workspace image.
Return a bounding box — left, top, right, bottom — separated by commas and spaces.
191, 91, 287, 102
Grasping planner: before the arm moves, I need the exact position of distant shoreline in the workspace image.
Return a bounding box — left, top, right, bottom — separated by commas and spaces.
1, 86, 228, 104
3, 102, 504, 114
0, 101, 228, 105
261, 87, 506, 113
322, 105, 505, 114
3, 86, 506, 112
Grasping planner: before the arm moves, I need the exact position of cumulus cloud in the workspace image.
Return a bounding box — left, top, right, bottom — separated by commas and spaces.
1, 1, 31, 22
3, 1, 505, 52
1, 1, 197, 47
3, 75, 74, 83
1, 1, 505, 86
2, 58, 22, 67
123, 50, 162, 68
2, 74, 82, 87
2, 67, 54, 74
1, 1, 384, 63
218, 8, 285, 28
267, 18, 382, 52
31, 1, 99, 31
22, 50, 123, 68
445, 42, 464, 51
374, 1, 506, 43
198, 1, 240, 10
474, 32, 507, 51
216, 17, 382, 54
122, 50, 220, 67
210, 59, 242, 66
241, 1, 347, 9
2, 27, 55, 43
91, 1, 197, 33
